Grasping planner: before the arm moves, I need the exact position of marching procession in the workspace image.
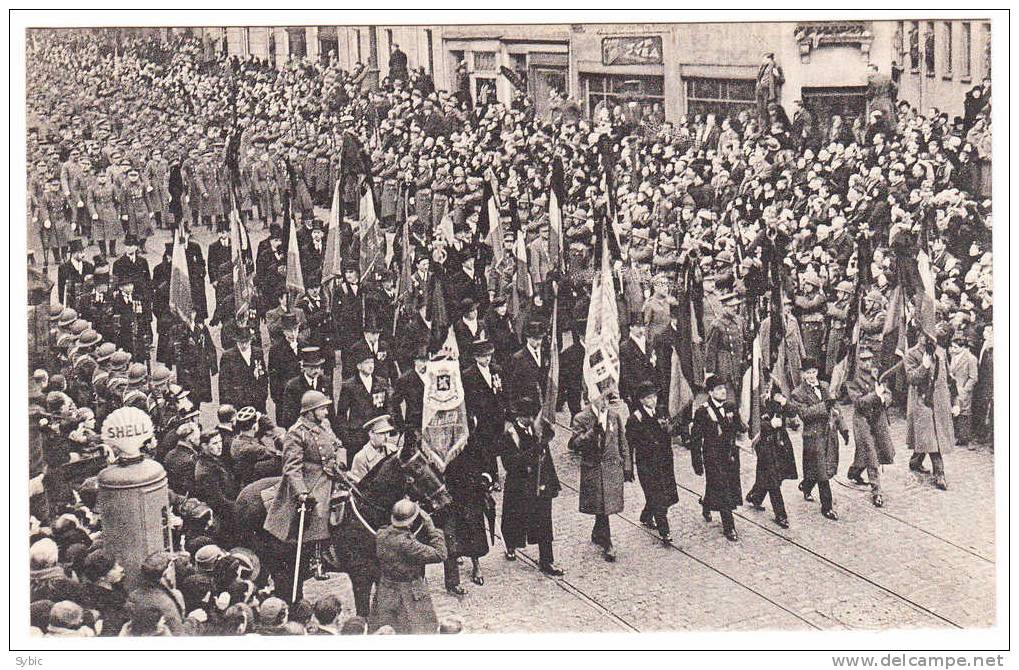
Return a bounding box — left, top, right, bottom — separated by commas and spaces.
25, 26, 995, 637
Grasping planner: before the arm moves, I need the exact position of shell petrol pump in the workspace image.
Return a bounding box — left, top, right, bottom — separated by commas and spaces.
97, 407, 173, 590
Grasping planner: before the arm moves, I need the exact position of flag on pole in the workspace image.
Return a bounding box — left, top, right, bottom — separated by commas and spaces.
322, 180, 344, 286
739, 331, 763, 438
421, 326, 470, 471
481, 172, 504, 266
536, 296, 560, 440
285, 214, 305, 303
228, 194, 255, 317
582, 234, 621, 422
358, 183, 384, 281
509, 228, 532, 338
168, 229, 194, 328
548, 158, 565, 272
436, 211, 456, 248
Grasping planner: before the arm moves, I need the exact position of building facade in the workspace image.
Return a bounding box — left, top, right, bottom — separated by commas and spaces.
209, 20, 990, 122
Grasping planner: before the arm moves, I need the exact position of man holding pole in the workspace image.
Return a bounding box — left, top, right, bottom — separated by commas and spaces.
264, 390, 347, 602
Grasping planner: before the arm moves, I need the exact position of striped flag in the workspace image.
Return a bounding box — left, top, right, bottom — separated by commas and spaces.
548, 158, 565, 271
739, 331, 763, 439
285, 214, 304, 303
536, 296, 560, 440
421, 326, 470, 471
481, 172, 504, 266
509, 228, 532, 338
322, 180, 344, 286
359, 184, 384, 280
582, 234, 621, 422
228, 195, 254, 316
168, 229, 194, 328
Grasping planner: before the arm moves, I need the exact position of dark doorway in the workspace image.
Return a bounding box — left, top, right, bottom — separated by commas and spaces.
801, 86, 868, 139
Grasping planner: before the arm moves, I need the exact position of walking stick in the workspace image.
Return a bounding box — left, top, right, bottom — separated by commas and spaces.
291, 500, 308, 603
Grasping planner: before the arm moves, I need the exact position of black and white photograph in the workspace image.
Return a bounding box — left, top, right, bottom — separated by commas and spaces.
10, 8, 1010, 660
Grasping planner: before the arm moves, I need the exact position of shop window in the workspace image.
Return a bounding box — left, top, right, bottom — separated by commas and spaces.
583, 74, 665, 118
473, 50, 497, 72
683, 77, 755, 122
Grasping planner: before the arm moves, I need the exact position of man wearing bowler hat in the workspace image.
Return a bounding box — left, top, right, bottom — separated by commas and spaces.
391, 344, 429, 435
508, 320, 548, 402
279, 346, 331, 431
462, 337, 507, 487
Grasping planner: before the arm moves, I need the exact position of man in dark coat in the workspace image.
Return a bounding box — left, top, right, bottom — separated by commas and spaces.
193, 429, 239, 545
483, 296, 518, 370
461, 338, 507, 485
267, 313, 303, 414
172, 316, 218, 406
790, 357, 847, 520
164, 422, 201, 497
110, 275, 153, 362
279, 346, 333, 432
388, 44, 409, 83
498, 396, 564, 575
207, 226, 234, 326
254, 224, 287, 315
151, 243, 175, 365
745, 387, 798, 528
847, 354, 895, 508
626, 382, 679, 543
297, 282, 336, 386
508, 320, 548, 401
690, 374, 747, 541
452, 297, 486, 368
218, 327, 269, 412
57, 239, 93, 310
395, 302, 431, 373
111, 236, 152, 303
391, 345, 429, 434
558, 323, 587, 417
331, 261, 365, 350
618, 321, 658, 406
335, 342, 393, 466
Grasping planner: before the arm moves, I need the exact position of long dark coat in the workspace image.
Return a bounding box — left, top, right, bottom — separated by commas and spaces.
904, 344, 956, 454
499, 422, 560, 549
219, 345, 269, 412
790, 380, 845, 482
689, 399, 745, 511
626, 405, 679, 510
618, 336, 658, 404
572, 401, 630, 516
753, 399, 799, 489
172, 321, 218, 404
443, 446, 491, 559
851, 390, 895, 469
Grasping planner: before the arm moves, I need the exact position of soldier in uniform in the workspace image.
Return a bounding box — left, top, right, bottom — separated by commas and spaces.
116, 167, 156, 251
85, 170, 123, 257
34, 175, 73, 267
690, 374, 747, 541
60, 149, 90, 240
370, 499, 448, 634
703, 292, 746, 401
264, 390, 347, 603
498, 396, 564, 575
824, 280, 855, 381
793, 273, 827, 366
144, 147, 172, 229
348, 414, 399, 484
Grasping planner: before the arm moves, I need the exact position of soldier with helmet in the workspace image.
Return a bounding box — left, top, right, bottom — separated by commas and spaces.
264, 390, 348, 602
793, 270, 827, 365
825, 279, 856, 380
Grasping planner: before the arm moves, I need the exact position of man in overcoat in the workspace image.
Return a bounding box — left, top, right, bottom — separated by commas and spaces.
745, 385, 798, 528
498, 397, 564, 575
218, 327, 269, 413
690, 373, 746, 541
264, 390, 347, 603
625, 382, 678, 543
847, 350, 895, 507
904, 324, 955, 490
370, 500, 447, 634
790, 357, 847, 519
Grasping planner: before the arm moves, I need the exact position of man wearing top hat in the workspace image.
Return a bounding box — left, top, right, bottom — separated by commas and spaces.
349, 414, 399, 484
336, 341, 393, 467
112, 235, 152, 304
218, 325, 269, 413
279, 346, 333, 432
619, 319, 658, 407
57, 239, 93, 311
484, 295, 518, 372
461, 338, 508, 486
508, 320, 549, 403
690, 372, 748, 541
297, 280, 335, 384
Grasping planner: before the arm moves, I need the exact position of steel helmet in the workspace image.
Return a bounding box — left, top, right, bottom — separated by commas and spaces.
299, 390, 331, 415
101, 406, 154, 459
391, 499, 420, 529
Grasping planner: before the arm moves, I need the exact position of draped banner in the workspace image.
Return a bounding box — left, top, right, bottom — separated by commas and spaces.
421, 326, 470, 470
582, 235, 621, 421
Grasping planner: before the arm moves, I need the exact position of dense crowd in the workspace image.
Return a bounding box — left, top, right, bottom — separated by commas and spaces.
27, 29, 994, 637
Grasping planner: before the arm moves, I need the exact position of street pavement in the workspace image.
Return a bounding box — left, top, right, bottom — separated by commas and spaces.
35, 223, 997, 633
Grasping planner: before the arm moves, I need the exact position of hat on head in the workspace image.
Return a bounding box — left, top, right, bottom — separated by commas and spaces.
82, 549, 117, 583
635, 380, 659, 400
801, 356, 820, 372
281, 312, 300, 331
472, 338, 495, 356
300, 390, 332, 415
58, 308, 78, 327
194, 543, 228, 572
150, 364, 172, 386
109, 350, 131, 370
391, 499, 420, 529
127, 362, 148, 385
704, 373, 727, 391
229, 547, 261, 581
258, 597, 289, 626
231, 325, 253, 344
524, 321, 545, 339
351, 342, 374, 365
77, 329, 102, 348
363, 414, 395, 434
300, 346, 326, 367
511, 396, 541, 418
341, 257, 360, 273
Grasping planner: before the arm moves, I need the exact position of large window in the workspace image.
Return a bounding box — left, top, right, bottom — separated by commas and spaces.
909, 21, 920, 72
425, 29, 434, 74
287, 27, 307, 60
961, 22, 972, 79
684, 77, 755, 122
943, 22, 953, 78
473, 50, 496, 72
583, 74, 664, 117
924, 21, 935, 77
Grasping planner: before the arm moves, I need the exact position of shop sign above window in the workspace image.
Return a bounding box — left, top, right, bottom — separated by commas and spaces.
601, 36, 663, 66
